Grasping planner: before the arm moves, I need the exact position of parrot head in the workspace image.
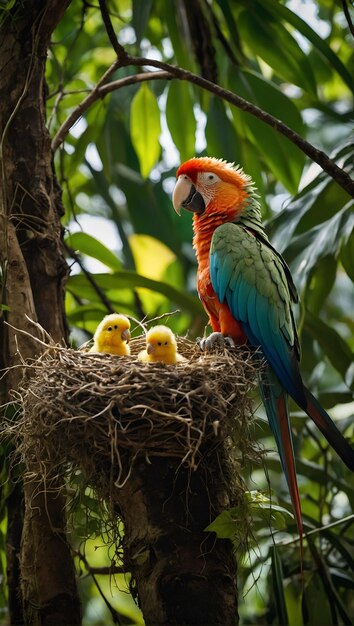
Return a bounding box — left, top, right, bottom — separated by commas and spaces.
93, 313, 131, 348
172, 157, 252, 220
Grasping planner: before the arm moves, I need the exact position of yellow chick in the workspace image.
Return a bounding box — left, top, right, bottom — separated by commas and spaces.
89, 313, 131, 356
138, 325, 186, 364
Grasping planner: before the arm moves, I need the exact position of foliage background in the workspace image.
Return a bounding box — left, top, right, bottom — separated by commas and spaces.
1, 0, 354, 624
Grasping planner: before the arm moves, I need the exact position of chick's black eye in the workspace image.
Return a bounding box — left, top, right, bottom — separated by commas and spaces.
158, 342, 162, 346
107, 326, 112, 331
114, 325, 118, 329
164, 341, 168, 345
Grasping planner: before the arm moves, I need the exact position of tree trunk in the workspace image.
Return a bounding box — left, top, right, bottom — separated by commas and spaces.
0, 1, 81, 624
117, 453, 239, 625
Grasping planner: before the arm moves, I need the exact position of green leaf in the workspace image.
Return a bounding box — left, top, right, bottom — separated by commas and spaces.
130, 83, 161, 178
303, 573, 333, 626
205, 491, 292, 542
205, 509, 238, 539
239, 139, 266, 206
65, 232, 122, 271
67, 271, 204, 317
164, 6, 192, 69
304, 311, 354, 387
238, 5, 317, 95
306, 255, 337, 316
66, 117, 103, 177
205, 97, 241, 164
271, 546, 289, 626
166, 81, 196, 161
287, 202, 354, 292
266, 176, 330, 252
284, 582, 303, 626
228, 69, 305, 193
341, 228, 354, 282
214, 0, 243, 63
132, 0, 153, 48
264, 0, 354, 94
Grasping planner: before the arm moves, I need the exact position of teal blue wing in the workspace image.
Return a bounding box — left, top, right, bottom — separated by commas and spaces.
209, 222, 305, 406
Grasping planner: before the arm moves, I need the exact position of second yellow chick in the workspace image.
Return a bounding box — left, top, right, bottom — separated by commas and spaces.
90, 313, 131, 356
138, 325, 186, 365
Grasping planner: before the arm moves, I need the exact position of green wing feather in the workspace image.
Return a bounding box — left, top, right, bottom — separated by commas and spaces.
210, 222, 303, 400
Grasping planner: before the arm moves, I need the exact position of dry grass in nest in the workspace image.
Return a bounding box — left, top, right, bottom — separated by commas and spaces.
8, 335, 262, 513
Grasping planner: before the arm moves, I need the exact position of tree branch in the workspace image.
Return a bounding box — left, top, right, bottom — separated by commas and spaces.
51, 71, 171, 151
51, 46, 354, 198
127, 55, 354, 198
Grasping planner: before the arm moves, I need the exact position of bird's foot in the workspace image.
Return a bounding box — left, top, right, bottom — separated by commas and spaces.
198, 332, 235, 352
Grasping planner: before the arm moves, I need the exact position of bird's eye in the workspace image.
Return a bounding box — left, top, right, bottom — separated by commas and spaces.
200, 171, 221, 186
164, 341, 168, 345
158, 342, 162, 346
107, 326, 112, 331
114, 325, 118, 329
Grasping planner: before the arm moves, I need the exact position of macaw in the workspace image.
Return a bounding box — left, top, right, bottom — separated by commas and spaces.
172, 157, 354, 541
90, 313, 131, 356
138, 325, 186, 364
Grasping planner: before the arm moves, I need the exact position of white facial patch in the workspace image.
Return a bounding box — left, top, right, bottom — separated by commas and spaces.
197, 171, 221, 203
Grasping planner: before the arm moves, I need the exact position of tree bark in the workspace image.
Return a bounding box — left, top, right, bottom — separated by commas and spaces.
117, 453, 239, 625
0, 1, 81, 624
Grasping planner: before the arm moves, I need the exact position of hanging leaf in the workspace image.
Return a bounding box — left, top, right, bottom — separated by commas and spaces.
132, 0, 153, 48
65, 232, 122, 271
264, 0, 354, 94
340, 229, 354, 282
67, 271, 204, 316
304, 311, 354, 386
238, 5, 317, 95
130, 83, 161, 178
286, 202, 354, 291
166, 81, 196, 161
205, 97, 241, 164
306, 255, 337, 316
228, 69, 305, 193
271, 546, 289, 626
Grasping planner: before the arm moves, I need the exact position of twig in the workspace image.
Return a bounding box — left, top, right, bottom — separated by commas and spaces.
64, 243, 115, 314
98, 0, 128, 61
280, 513, 354, 546
341, 0, 354, 38
146, 309, 181, 326
77, 550, 123, 625
81, 564, 125, 576
4, 321, 55, 349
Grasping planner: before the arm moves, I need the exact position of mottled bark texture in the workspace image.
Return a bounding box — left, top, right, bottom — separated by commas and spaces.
117, 452, 239, 625
0, 1, 81, 624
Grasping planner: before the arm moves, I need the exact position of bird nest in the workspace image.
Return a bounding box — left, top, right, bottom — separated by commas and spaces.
9, 335, 262, 508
